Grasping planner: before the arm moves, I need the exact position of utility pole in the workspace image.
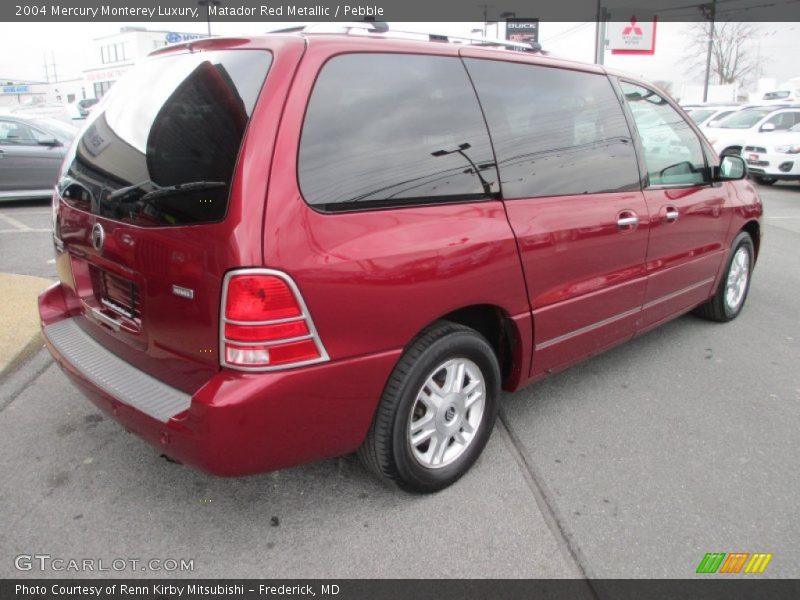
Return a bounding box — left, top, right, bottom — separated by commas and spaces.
197, 0, 220, 37
42, 51, 58, 84
478, 3, 494, 37
594, 2, 607, 65
702, 0, 716, 102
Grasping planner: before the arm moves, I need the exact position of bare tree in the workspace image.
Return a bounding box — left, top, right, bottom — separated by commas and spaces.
683, 21, 760, 87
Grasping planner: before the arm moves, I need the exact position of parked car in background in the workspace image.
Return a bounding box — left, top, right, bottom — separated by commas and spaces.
701, 105, 800, 156
0, 114, 77, 201
9, 102, 74, 124
39, 29, 762, 493
741, 122, 800, 185
65, 98, 99, 120
683, 104, 741, 128
761, 89, 800, 103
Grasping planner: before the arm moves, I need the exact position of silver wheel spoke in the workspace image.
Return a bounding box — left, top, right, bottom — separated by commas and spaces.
410, 414, 435, 445
452, 362, 466, 393
453, 430, 467, 445
418, 387, 441, 411
431, 434, 449, 465
465, 389, 482, 409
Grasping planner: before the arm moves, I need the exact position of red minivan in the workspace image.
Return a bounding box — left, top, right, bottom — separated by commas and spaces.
39, 27, 763, 492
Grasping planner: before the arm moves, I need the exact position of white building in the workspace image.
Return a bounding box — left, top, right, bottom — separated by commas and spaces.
83, 27, 208, 99
1, 27, 208, 113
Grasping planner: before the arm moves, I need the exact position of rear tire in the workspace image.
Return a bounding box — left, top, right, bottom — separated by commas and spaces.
358, 321, 500, 493
694, 231, 754, 322
753, 176, 777, 186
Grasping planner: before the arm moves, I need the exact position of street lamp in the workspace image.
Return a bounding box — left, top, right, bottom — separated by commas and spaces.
197, 0, 220, 37
431, 143, 493, 195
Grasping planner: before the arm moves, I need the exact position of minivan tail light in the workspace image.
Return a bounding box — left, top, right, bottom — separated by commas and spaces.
220, 269, 329, 371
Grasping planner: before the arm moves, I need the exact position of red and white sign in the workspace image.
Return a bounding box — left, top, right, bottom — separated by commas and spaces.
608, 16, 657, 55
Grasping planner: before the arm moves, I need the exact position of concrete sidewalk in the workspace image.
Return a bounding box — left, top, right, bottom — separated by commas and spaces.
0, 272, 52, 376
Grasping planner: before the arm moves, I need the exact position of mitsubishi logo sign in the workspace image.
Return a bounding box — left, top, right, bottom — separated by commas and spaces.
608, 13, 657, 54
621, 17, 643, 36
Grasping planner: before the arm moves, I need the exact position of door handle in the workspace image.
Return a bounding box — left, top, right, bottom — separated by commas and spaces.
664, 207, 679, 223
617, 214, 639, 228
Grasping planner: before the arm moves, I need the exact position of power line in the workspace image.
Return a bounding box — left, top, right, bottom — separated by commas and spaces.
543, 22, 591, 44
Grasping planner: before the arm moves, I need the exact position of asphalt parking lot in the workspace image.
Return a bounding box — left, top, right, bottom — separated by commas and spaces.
1, 183, 798, 579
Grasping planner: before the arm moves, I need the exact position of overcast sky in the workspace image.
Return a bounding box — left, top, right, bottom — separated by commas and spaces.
0, 21, 797, 90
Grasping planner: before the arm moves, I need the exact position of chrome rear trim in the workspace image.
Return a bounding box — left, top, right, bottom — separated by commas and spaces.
43, 318, 191, 423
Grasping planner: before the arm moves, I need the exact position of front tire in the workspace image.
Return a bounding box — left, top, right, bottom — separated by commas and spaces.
753, 176, 777, 186
695, 231, 754, 322
358, 321, 500, 493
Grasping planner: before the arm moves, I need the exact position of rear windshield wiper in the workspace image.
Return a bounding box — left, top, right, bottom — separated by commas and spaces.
107, 180, 226, 203
107, 179, 161, 202
139, 181, 226, 203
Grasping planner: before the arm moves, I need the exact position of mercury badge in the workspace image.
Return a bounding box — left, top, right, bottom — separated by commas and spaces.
91, 223, 105, 252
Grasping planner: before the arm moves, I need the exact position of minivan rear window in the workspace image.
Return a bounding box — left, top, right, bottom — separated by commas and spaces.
59, 49, 271, 226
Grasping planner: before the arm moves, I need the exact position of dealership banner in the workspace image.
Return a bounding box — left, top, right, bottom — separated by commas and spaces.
4, 579, 800, 599
3, 0, 800, 21
607, 11, 657, 55
505, 19, 539, 44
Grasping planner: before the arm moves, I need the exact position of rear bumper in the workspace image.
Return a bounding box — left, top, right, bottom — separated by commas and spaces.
39, 282, 401, 476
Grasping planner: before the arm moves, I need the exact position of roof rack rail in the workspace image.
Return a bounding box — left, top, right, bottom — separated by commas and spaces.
297, 22, 544, 53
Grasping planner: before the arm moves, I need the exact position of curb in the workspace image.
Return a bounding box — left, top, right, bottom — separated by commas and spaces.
0, 272, 53, 378
0, 331, 45, 382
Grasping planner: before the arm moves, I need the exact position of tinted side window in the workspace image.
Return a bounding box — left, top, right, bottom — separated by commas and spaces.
299, 54, 498, 211
620, 81, 708, 187
464, 59, 640, 199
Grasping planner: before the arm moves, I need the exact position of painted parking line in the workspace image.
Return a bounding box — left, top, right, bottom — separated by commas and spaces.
0, 210, 50, 216
0, 213, 34, 231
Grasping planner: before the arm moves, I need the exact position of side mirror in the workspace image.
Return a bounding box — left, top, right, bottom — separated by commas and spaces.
37, 137, 60, 147
760, 122, 776, 132
714, 155, 747, 181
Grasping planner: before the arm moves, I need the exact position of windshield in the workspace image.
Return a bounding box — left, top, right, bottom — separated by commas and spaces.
763, 91, 790, 100
717, 109, 773, 129
58, 49, 271, 227
688, 108, 716, 124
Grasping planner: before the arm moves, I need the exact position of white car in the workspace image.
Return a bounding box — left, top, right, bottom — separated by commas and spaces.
741, 122, 800, 185
684, 104, 741, 128
701, 106, 800, 156
761, 89, 800, 103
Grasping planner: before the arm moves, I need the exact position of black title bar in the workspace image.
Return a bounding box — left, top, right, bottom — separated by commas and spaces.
3, 0, 800, 22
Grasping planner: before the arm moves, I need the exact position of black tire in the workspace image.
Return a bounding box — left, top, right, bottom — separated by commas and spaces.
694, 231, 755, 322
358, 321, 500, 493
753, 176, 777, 186
720, 147, 741, 158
